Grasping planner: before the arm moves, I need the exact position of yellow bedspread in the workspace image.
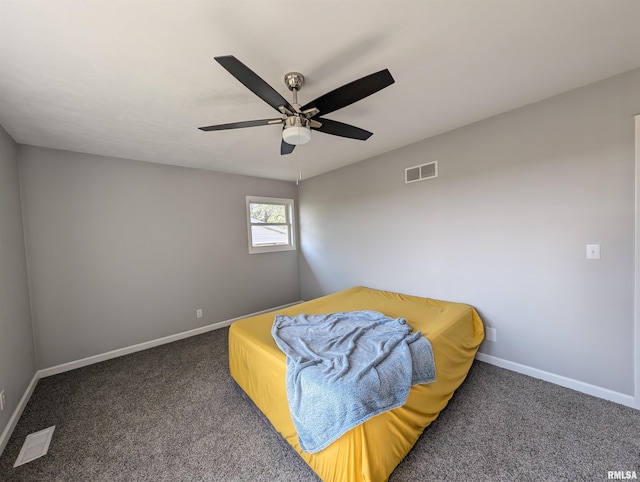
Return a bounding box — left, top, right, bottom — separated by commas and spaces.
228, 286, 484, 482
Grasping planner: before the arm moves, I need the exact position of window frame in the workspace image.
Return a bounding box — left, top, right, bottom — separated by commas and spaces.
246, 195, 296, 254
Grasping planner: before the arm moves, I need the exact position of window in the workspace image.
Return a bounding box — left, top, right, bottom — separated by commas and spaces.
246, 196, 296, 254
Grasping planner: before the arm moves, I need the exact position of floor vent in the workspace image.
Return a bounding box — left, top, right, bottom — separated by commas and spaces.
405, 161, 438, 183
14, 426, 55, 467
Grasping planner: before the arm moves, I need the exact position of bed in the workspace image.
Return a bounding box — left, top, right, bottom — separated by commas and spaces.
228, 286, 484, 482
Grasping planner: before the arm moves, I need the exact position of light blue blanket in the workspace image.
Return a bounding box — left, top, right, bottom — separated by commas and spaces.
271, 310, 436, 453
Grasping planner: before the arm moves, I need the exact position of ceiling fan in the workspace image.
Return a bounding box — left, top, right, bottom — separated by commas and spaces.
198, 55, 395, 155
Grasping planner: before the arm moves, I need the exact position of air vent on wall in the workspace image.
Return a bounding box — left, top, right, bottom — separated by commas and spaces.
405, 161, 438, 184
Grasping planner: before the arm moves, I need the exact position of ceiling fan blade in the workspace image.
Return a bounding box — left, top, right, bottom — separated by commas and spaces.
281, 139, 295, 155
215, 55, 295, 113
312, 117, 373, 140
198, 118, 282, 131
301, 69, 394, 117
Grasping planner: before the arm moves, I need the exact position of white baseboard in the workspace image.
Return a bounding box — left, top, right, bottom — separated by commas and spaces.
39, 301, 302, 378
475, 352, 636, 409
0, 372, 39, 456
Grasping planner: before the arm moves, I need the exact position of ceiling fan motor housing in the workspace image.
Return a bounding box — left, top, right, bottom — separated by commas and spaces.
282, 115, 311, 145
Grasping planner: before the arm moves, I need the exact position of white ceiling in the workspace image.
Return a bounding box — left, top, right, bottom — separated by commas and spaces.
1, 1, 640, 181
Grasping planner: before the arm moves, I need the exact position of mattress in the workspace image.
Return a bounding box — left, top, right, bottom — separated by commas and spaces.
228, 286, 484, 482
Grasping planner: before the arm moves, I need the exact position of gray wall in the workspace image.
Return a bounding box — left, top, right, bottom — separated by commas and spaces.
0, 127, 35, 437
299, 68, 640, 396
19, 146, 299, 369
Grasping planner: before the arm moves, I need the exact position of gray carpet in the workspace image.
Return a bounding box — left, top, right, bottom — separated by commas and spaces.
1, 326, 638, 481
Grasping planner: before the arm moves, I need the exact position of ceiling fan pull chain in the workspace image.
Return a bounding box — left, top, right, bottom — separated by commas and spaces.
296, 150, 303, 185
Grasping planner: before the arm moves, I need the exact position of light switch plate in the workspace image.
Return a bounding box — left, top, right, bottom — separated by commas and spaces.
586, 244, 600, 259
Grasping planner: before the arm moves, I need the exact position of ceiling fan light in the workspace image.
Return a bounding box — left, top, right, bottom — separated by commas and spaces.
282, 125, 311, 145
282, 116, 311, 145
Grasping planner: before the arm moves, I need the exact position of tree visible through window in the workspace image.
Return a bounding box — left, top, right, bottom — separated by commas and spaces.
246, 196, 296, 253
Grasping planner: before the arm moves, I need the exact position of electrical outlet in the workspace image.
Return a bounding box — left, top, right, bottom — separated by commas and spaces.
485, 327, 497, 342
196, 309, 203, 319
0, 390, 5, 411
